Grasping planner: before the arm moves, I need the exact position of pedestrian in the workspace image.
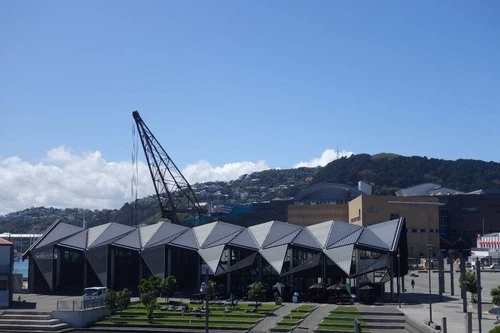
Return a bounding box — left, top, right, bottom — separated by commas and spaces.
411, 279, 415, 290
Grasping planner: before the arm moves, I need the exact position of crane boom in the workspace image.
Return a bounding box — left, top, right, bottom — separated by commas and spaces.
132, 110, 205, 224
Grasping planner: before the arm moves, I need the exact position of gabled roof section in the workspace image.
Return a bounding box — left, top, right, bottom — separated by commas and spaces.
88, 223, 135, 248
327, 222, 362, 249
59, 230, 88, 250
248, 221, 274, 248
143, 222, 189, 248
201, 221, 244, 249
291, 228, 322, 250
113, 229, 140, 250
192, 222, 217, 248
170, 228, 198, 250
24, 219, 83, 256
262, 221, 302, 249
366, 218, 403, 251
307, 221, 334, 248
357, 228, 390, 250
228, 228, 259, 250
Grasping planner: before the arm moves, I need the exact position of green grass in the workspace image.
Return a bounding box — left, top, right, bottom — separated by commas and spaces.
293, 304, 317, 312
95, 301, 279, 330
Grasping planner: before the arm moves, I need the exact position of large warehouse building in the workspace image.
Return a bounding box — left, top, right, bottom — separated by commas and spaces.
23, 217, 407, 300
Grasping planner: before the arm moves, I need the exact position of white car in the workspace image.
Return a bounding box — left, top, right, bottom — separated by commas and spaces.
489, 264, 499, 270
83, 286, 108, 300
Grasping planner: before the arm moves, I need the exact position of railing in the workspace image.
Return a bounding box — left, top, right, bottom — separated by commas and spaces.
57, 298, 106, 311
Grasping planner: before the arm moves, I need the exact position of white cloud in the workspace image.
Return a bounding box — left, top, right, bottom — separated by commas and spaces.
293, 149, 353, 168
0, 147, 270, 215
183, 160, 270, 184
0, 147, 353, 215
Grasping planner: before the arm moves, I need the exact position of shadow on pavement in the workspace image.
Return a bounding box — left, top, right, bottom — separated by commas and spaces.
9, 300, 36, 309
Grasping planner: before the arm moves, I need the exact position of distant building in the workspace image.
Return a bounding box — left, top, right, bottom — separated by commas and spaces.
288, 183, 364, 227
396, 183, 463, 196
0, 238, 13, 308
348, 195, 441, 258
437, 194, 500, 250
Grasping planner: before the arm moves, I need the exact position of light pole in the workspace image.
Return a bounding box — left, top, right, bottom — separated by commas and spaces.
397, 249, 401, 308
200, 269, 209, 333
426, 244, 433, 324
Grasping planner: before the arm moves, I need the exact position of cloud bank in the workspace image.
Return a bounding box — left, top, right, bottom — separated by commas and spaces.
0, 146, 351, 215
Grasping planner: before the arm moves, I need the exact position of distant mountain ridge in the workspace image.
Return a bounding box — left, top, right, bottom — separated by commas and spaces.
1, 153, 499, 233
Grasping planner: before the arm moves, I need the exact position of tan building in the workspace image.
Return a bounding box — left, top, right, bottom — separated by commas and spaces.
348, 195, 440, 258
288, 203, 348, 227
287, 183, 363, 227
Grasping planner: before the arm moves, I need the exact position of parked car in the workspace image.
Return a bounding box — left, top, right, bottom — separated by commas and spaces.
489, 264, 499, 270
83, 286, 108, 300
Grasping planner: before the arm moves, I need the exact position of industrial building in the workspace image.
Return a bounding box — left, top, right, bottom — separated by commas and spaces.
22, 217, 406, 300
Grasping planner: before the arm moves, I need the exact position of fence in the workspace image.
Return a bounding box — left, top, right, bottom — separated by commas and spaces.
57, 297, 106, 311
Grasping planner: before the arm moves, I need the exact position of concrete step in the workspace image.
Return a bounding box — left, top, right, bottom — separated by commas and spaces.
0, 318, 63, 325
0, 311, 71, 333
0, 323, 71, 331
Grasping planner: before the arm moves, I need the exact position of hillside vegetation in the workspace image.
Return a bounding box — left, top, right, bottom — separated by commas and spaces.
1, 153, 499, 233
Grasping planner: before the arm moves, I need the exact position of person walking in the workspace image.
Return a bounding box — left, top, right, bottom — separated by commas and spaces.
411, 279, 415, 290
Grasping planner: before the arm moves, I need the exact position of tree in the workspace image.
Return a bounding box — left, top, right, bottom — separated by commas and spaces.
139, 276, 163, 322
104, 290, 118, 320
248, 282, 266, 310
459, 269, 478, 302
491, 284, 500, 308
162, 275, 178, 303
116, 288, 131, 312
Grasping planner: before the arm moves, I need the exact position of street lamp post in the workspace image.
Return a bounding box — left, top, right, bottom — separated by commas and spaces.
200, 269, 209, 333
427, 244, 433, 324
397, 249, 401, 308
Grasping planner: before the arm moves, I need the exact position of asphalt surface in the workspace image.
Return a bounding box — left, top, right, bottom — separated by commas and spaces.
10, 268, 500, 333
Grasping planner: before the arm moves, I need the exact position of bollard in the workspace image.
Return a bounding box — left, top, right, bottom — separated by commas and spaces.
465, 312, 472, 333
442, 317, 447, 333
354, 318, 361, 333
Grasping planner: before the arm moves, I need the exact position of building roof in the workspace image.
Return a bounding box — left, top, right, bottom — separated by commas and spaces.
25, 217, 405, 277
395, 183, 463, 196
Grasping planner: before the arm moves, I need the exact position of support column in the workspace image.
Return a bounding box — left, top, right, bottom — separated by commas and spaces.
55, 247, 61, 294
449, 250, 454, 296
226, 248, 232, 296
167, 247, 172, 277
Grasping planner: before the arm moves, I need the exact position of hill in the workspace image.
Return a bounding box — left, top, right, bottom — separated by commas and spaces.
1, 153, 500, 233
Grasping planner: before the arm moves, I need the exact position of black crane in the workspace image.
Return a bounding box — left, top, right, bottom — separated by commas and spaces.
132, 110, 206, 225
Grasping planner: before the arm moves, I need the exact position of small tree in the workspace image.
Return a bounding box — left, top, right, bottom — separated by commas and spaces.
104, 290, 118, 320
491, 284, 500, 308
116, 288, 131, 313
459, 269, 478, 302
139, 276, 163, 322
163, 275, 178, 303
248, 282, 266, 310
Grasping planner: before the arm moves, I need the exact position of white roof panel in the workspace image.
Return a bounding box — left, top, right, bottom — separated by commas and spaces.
193, 222, 217, 248
248, 221, 274, 248
198, 245, 225, 274
324, 244, 354, 275
260, 244, 288, 274
307, 221, 334, 248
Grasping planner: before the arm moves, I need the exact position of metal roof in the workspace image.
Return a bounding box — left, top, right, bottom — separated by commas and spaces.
25, 216, 405, 279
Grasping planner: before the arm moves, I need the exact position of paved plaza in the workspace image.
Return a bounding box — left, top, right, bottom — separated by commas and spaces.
10, 267, 500, 333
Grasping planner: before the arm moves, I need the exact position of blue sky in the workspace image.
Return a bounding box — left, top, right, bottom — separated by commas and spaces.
1, 1, 499, 214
